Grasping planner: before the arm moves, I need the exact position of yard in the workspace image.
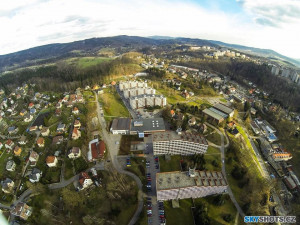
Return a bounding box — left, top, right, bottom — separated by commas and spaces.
159, 155, 182, 172
164, 199, 194, 225
98, 88, 130, 122
27, 170, 138, 225
205, 129, 222, 146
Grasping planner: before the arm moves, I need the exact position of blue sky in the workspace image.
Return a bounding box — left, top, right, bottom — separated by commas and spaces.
0, 0, 299, 58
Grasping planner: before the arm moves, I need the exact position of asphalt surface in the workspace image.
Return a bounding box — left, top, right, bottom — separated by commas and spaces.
95, 92, 144, 225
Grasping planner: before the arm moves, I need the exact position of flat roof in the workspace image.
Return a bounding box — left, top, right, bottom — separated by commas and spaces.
111, 118, 131, 131
156, 170, 227, 191
130, 118, 165, 133
202, 108, 224, 121
152, 131, 208, 145
213, 103, 234, 115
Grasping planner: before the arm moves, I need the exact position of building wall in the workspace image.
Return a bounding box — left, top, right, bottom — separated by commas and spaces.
123, 87, 155, 98
157, 185, 227, 201
153, 140, 208, 155
119, 81, 148, 90
129, 95, 167, 109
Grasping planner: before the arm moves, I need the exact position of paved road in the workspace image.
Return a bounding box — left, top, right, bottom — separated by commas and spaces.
205, 123, 245, 218
95, 92, 144, 225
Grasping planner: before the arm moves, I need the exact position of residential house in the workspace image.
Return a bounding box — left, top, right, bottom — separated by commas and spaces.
229, 128, 240, 137
18, 136, 27, 145
1, 178, 14, 193
8, 126, 18, 134
170, 110, 175, 117
74, 120, 81, 129
29, 126, 38, 132
72, 128, 81, 140
24, 114, 33, 122
72, 107, 79, 114
56, 123, 66, 133
29, 168, 42, 183
5, 139, 14, 150
46, 156, 58, 167
14, 146, 22, 156
55, 108, 62, 116
41, 127, 50, 137
188, 117, 196, 126
88, 139, 106, 161
181, 91, 190, 99
20, 109, 27, 116
6, 160, 16, 172
28, 102, 34, 109
10, 202, 32, 220
68, 147, 81, 159
36, 137, 45, 148
78, 172, 93, 190
29, 151, 39, 166
52, 136, 63, 145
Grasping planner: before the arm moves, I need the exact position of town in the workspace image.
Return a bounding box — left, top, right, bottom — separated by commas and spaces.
0, 44, 299, 225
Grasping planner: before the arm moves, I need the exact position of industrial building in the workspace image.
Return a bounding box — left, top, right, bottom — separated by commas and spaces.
152, 131, 208, 155
202, 103, 234, 124
156, 169, 227, 201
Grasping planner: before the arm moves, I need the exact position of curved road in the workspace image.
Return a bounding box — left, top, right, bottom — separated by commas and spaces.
95, 93, 144, 225
205, 122, 245, 218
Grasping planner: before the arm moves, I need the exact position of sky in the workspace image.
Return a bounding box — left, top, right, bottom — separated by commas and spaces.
0, 0, 300, 59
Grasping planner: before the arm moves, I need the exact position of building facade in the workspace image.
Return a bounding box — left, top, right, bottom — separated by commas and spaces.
123, 87, 156, 98
119, 81, 148, 90
152, 131, 208, 155
156, 170, 227, 201
129, 95, 167, 109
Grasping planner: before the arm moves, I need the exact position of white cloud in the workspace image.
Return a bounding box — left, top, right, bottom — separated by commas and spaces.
0, 0, 299, 59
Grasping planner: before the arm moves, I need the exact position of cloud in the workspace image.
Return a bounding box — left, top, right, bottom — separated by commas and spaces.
0, 0, 299, 58
238, 0, 300, 27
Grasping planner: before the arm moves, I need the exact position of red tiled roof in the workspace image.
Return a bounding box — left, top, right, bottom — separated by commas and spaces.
37, 137, 44, 145
79, 172, 90, 185
91, 140, 106, 159
46, 156, 56, 163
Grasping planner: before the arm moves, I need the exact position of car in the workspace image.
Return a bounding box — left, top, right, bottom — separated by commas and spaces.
147, 197, 152, 201
155, 164, 159, 169
146, 173, 151, 177
147, 210, 152, 214
148, 218, 153, 223
147, 177, 152, 181
126, 157, 131, 167
159, 211, 165, 215
154, 156, 159, 162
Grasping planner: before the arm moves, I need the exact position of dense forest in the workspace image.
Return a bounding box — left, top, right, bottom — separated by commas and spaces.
180, 59, 300, 112
0, 55, 141, 92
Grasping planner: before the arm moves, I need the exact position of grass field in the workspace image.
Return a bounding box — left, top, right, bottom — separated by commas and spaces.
98, 88, 130, 122
159, 155, 182, 172
194, 195, 238, 225
206, 130, 222, 146
65, 57, 112, 68
155, 86, 186, 105
164, 199, 194, 225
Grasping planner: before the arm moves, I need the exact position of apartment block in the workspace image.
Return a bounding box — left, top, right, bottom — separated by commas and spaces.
156, 169, 227, 201
123, 87, 156, 98
129, 94, 167, 109
119, 81, 147, 90
152, 131, 208, 155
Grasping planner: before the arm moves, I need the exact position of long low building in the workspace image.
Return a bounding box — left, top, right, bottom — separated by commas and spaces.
110, 118, 165, 135
129, 94, 167, 109
123, 87, 156, 98
152, 131, 208, 155
202, 103, 234, 124
156, 169, 227, 201
119, 81, 148, 90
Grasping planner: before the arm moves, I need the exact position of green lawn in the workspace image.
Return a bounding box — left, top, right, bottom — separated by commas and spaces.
66, 57, 112, 68
98, 88, 130, 122
125, 157, 147, 191
159, 155, 182, 172
194, 195, 238, 225
207, 146, 220, 154
164, 199, 194, 225
155, 85, 186, 105
206, 131, 222, 146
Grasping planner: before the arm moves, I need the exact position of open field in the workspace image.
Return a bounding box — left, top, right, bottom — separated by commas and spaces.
98, 88, 130, 122
65, 57, 112, 68
164, 199, 194, 225
206, 130, 222, 146
159, 155, 182, 172
194, 195, 238, 225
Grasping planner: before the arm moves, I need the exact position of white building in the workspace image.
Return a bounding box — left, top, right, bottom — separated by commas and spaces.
129, 95, 167, 109
156, 169, 227, 201
152, 131, 208, 155
119, 81, 148, 91
123, 87, 156, 98
271, 66, 280, 76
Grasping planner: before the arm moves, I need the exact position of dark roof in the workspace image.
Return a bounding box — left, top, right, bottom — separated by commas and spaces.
130, 118, 165, 133
111, 118, 131, 131
213, 103, 234, 115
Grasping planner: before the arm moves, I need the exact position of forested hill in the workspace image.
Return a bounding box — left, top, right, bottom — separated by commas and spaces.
0, 36, 217, 71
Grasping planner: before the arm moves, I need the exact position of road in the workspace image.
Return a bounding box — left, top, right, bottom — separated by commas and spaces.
205, 123, 245, 218
95, 92, 144, 225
